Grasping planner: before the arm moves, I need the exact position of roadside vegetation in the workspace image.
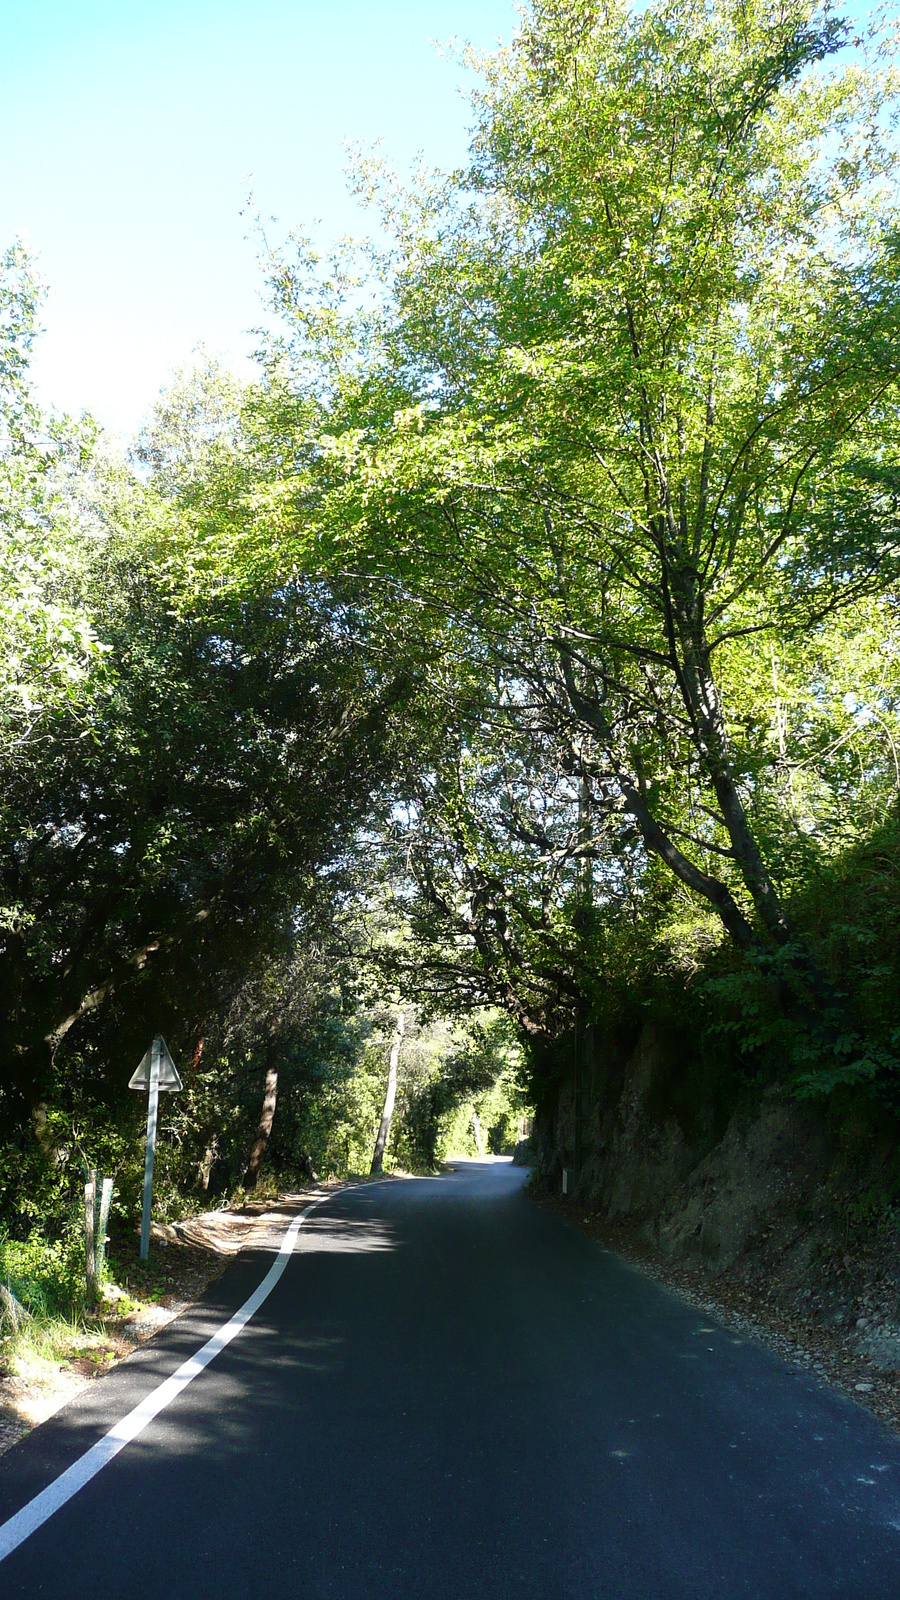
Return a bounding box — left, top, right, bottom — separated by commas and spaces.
4, 0, 900, 1387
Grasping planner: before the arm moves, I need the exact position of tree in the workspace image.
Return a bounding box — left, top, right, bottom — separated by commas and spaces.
370, 1011, 405, 1174
251, 0, 900, 1073
0, 242, 111, 747
2, 567, 419, 1105
379, 707, 598, 1035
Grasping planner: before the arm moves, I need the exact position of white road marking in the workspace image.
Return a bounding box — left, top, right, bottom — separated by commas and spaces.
0, 1191, 337, 1564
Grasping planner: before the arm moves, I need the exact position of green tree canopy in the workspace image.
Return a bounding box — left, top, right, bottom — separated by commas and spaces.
0, 244, 112, 743
233, 0, 900, 1081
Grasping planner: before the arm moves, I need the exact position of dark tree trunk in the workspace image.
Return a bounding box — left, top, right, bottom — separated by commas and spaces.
557, 632, 852, 1041
245, 1035, 279, 1189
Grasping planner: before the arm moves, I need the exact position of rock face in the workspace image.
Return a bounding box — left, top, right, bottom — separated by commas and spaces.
533, 1021, 859, 1283
651, 1090, 832, 1275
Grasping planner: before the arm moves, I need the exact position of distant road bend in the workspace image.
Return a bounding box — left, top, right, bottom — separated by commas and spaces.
0, 1160, 899, 1598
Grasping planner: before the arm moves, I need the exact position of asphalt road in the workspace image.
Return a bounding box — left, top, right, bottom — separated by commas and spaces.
1, 1159, 899, 1599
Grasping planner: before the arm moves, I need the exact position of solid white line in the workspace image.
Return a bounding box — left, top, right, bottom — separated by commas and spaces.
0, 1193, 333, 1564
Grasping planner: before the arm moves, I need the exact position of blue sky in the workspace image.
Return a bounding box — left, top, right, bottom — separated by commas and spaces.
0, 0, 877, 438
1, 0, 517, 436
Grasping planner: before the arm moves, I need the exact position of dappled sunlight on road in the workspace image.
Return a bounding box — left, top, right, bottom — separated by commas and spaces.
444, 1156, 515, 1166
294, 1218, 398, 1255
4, 1163, 900, 1600
222, 1196, 403, 1257
119, 1332, 350, 1462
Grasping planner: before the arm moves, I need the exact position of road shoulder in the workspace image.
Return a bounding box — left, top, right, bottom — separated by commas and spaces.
533, 1184, 900, 1437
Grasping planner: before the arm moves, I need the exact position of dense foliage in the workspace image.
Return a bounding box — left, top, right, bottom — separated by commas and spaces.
0, 271, 521, 1312
4, 0, 900, 1317
236, 0, 900, 1097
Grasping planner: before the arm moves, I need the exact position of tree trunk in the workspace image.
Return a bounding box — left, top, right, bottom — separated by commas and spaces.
245, 1036, 279, 1189
674, 608, 795, 947
199, 1137, 218, 1192
557, 639, 852, 1037
370, 1013, 405, 1176
556, 647, 759, 951
471, 1108, 485, 1156
672, 602, 852, 1022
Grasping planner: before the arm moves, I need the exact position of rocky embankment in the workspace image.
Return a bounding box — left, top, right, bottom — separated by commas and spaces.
529, 1023, 900, 1432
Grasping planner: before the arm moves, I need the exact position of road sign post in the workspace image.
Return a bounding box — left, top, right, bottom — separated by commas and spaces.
129, 1036, 183, 1261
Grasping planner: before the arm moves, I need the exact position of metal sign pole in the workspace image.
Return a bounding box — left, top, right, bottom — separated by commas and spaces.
129, 1035, 183, 1263
140, 1038, 161, 1262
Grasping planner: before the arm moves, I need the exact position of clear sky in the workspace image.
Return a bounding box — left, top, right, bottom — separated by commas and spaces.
0, 0, 518, 437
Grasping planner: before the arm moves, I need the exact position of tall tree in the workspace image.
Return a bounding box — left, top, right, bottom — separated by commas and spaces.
370, 1012, 405, 1174
0, 243, 110, 746
245, 1030, 282, 1189
254, 0, 900, 1067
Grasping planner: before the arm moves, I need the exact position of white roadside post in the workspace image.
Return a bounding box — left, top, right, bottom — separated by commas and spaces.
129, 1036, 183, 1262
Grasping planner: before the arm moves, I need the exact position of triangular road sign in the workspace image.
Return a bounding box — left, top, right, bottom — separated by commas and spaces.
128, 1035, 183, 1092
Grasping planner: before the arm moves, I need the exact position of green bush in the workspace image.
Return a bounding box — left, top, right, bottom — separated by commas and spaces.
0, 1226, 85, 1320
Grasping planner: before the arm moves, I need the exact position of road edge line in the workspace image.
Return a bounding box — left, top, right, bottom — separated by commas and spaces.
0, 1187, 347, 1564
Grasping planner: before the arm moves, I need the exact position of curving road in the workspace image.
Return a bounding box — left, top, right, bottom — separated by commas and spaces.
1, 1160, 899, 1598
